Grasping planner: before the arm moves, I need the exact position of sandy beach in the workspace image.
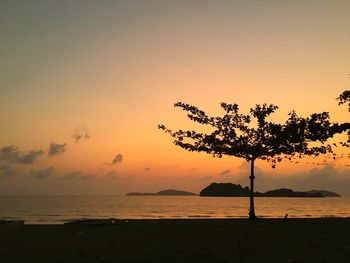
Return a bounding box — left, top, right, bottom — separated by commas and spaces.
1, 218, 349, 263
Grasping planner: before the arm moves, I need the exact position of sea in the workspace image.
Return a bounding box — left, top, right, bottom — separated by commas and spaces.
0, 196, 350, 224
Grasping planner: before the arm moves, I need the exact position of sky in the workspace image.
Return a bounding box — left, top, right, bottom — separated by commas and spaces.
0, 0, 349, 196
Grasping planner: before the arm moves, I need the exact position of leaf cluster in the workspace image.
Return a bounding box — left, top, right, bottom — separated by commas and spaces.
159, 100, 350, 168
337, 90, 350, 111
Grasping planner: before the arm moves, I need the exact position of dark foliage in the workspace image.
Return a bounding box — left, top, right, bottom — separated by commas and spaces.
159, 100, 350, 167
159, 91, 350, 219
337, 90, 350, 111
337, 90, 350, 142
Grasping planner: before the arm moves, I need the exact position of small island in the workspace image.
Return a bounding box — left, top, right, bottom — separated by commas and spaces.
200, 183, 340, 197
126, 189, 196, 196
256, 188, 324, 197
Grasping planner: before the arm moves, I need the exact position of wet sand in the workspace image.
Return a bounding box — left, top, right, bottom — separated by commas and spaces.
0, 218, 349, 263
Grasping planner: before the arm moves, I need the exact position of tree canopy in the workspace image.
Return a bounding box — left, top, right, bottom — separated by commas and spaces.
159, 100, 350, 167
159, 91, 350, 219
337, 90, 350, 111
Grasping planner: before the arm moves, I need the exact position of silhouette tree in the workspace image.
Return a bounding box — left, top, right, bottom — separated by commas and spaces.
337, 90, 350, 145
337, 90, 350, 111
159, 92, 350, 219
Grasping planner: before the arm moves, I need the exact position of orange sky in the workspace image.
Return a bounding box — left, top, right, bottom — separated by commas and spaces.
0, 1, 349, 195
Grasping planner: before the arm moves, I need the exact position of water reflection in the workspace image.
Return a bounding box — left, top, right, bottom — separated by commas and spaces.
0, 196, 350, 224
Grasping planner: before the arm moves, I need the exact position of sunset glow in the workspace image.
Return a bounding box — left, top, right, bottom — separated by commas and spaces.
1, 0, 349, 196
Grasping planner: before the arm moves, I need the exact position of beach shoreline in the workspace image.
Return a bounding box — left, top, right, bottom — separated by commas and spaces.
1, 218, 349, 262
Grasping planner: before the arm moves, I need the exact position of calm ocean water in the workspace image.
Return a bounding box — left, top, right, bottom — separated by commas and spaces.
0, 196, 350, 224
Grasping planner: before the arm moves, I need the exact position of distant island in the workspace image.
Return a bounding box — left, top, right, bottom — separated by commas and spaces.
200, 183, 340, 197
126, 189, 196, 196
126, 184, 341, 197
306, 190, 341, 197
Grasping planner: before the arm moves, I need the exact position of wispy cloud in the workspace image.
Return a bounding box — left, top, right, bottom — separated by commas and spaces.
219, 169, 231, 175
198, 175, 213, 181
0, 165, 17, 179
29, 167, 55, 179
123, 174, 137, 180
0, 145, 44, 164
78, 175, 90, 180
48, 143, 67, 157
280, 165, 350, 195
63, 171, 82, 180
72, 127, 90, 143
112, 154, 123, 165
234, 162, 350, 196
144, 167, 151, 171
238, 161, 263, 174
106, 171, 119, 179
63, 171, 91, 180
17, 150, 44, 164
0, 146, 18, 162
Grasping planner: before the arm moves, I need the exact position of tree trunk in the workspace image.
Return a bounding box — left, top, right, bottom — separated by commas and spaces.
249, 159, 257, 220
